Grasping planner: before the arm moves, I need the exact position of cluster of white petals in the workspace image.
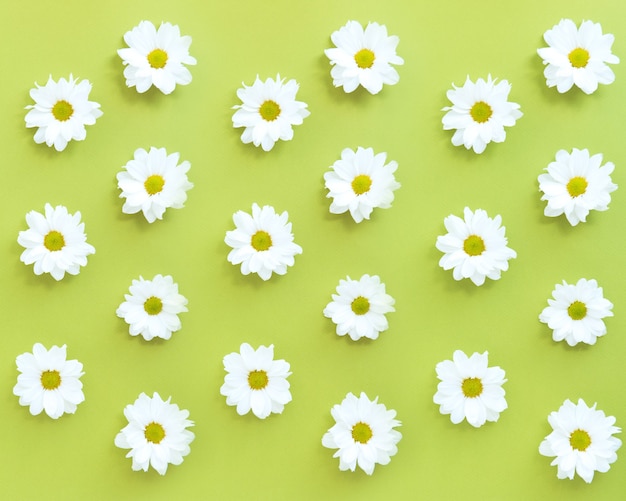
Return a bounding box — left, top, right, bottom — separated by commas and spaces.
442, 75, 522, 154
537, 19, 619, 95
17, 203, 96, 281
436, 207, 516, 286
325, 20, 404, 94
118, 20, 197, 95
433, 350, 507, 428
539, 399, 621, 483
13, 343, 85, 419
220, 343, 292, 419
322, 392, 401, 475
25, 75, 102, 152
115, 392, 195, 475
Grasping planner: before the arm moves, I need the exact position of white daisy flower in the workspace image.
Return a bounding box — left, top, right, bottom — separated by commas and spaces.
13, 343, 84, 419
539, 278, 613, 346
538, 148, 617, 226
322, 392, 402, 475
537, 19, 619, 95
323, 274, 395, 341
435, 207, 516, 286
114, 392, 195, 475
231, 74, 310, 152
118, 20, 197, 95
225, 203, 303, 281
324, 147, 401, 223
324, 20, 404, 95
24, 74, 103, 152
539, 398, 621, 483
116, 274, 188, 341
17, 203, 96, 281
219, 343, 292, 419
117, 147, 194, 223
433, 350, 507, 428
442, 75, 522, 154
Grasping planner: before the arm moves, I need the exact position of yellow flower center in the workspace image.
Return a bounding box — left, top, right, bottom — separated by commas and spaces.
569, 429, 592, 451
567, 300, 587, 320
566, 176, 588, 198
568, 48, 590, 69
147, 48, 168, 69
248, 369, 269, 390
462, 377, 483, 398
51, 100, 74, 122
351, 174, 372, 195
251, 230, 272, 251
144, 296, 163, 315
259, 100, 281, 121
354, 48, 376, 69
352, 422, 373, 443
40, 369, 62, 390
351, 296, 370, 315
144, 422, 166, 444
463, 235, 485, 256
43, 230, 66, 252
470, 101, 493, 123
144, 174, 165, 195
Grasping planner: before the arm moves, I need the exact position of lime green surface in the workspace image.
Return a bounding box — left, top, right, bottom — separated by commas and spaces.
2, 0, 625, 499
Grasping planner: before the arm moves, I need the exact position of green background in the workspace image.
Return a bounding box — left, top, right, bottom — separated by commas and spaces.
2, 0, 625, 499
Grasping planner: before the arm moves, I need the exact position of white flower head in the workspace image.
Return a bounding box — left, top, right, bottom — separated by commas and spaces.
322, 392, 402, 475
17, 203, 96, 281
118, 20, 197, 95
539, 398, 621, 483
537, 19, 619, 95
435, 207, 516, 286
116, 274, 188, 341
13, 343, 84, 419
225, 203, 303, 281
219, 343, 292, 419
324, 147, 401, 223
24, 74, 103, 152
232, 74, 310, 152
538, 148, 617, 226
324, 20, 404, 94
539, 278, 613, 346
442, 75, 522, 154
323, 274, 395, 341
433, 350, 507, 428
114, 392, 195, 475
117, 147, 193, 223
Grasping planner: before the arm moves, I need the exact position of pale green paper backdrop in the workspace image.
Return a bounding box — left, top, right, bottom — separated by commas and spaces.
1, 0, 625, 499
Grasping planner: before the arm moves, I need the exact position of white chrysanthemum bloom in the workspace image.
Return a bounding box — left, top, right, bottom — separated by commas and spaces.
442, 75, 522, 154
433, 350, 507, 428
115, 392, 195, 475
232, 74, 310, 152
116, 274, 188, 341
539, 278, 613, 346
219, 343, 292, 419
435, 207, 516, 286
323, 274, 395, 341
324, 147, 401, 223
324, 20, 404, 95
17, 203, 96, 281
538, 148, 617, 226
539, 398, 621, 483
24, 75, 102, 152
322, 392, 402, 475
118, 20, 197, 95
225, 203, 303, 281
537, 19, 619, 95
13, 343, 84, 419
117, 147, 194, 223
